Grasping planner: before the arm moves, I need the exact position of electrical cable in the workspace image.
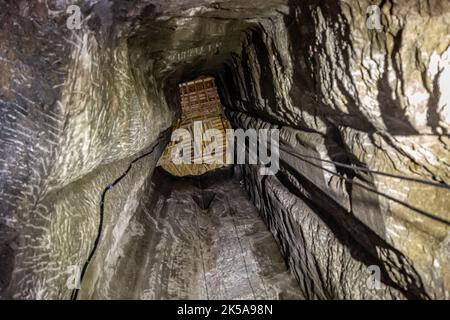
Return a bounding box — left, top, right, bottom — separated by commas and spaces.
70, 140, 162, 300
278, 145, 450, 226
279, 142, 450, 190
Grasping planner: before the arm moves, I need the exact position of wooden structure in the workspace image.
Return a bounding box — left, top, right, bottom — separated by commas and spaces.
159, 76, 232, 176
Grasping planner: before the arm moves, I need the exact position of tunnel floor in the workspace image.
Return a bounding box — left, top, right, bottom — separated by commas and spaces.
90, 166, 302, 299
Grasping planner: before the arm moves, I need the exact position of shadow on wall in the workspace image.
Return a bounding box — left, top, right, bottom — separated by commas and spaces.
376, 28, 418, 135
243, 0, 432, 299
285, 0, 420, 135
285, 0, 377, 133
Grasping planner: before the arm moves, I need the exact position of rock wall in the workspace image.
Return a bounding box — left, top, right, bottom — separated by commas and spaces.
0, 0, 448, 300
220, 0, 450, 299
0, 0, 175, 299
0, 0, 279, 300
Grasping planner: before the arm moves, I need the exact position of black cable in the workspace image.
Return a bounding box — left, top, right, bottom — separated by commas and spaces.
279, 142, 450, 190
70, 140, 161, 300
279, 147, 450, 227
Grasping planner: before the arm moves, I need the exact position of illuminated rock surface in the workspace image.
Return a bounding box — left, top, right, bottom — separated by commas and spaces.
0, 0, 448, 299
80, 167, 301, 299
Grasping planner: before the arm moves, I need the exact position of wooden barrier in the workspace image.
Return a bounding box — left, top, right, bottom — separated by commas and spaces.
159, 76, 232, 176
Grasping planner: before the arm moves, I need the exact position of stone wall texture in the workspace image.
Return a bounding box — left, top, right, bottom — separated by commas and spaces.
221, 0, 450, 299
0, 0, 448, 299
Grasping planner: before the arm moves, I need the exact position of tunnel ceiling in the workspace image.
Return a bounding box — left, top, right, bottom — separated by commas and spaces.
125, 0, 290, 87
0, 0, 449, 300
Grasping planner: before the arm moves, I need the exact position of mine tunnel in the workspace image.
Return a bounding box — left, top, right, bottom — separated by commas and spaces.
0, 0, 449, 300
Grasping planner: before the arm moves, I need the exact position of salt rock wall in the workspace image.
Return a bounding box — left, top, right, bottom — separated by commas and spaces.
220, 0, 450, 299
0, 0, 282, 300
0, 0, 175, 299
0, 0, 448, 300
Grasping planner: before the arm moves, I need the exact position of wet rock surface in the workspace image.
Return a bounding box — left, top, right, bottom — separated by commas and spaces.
81, 167, 302, 299
0, 0, 448, 299
218, 1, 450, 299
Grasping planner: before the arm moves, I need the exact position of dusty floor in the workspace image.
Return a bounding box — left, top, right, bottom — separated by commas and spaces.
84, 166, 302, 299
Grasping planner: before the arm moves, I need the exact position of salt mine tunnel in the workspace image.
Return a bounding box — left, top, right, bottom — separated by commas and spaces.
0, 0, 449, 300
